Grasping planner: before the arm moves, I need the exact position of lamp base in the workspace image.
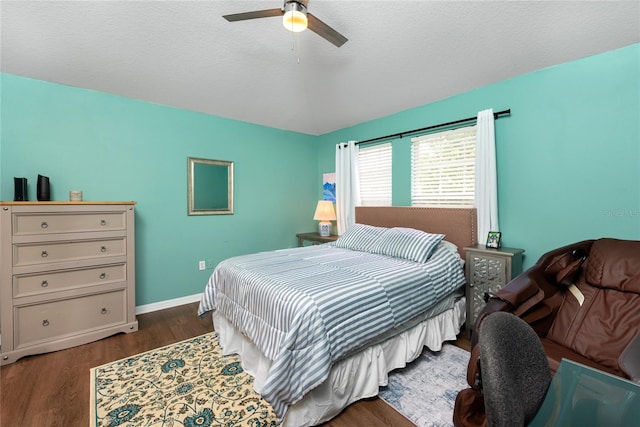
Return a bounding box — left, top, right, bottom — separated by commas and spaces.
318, 221, 332, 237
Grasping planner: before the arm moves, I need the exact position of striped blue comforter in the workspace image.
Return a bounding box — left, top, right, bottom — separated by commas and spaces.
198, 243, 465, 419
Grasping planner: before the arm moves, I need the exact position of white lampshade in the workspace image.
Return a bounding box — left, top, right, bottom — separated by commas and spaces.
282, 1, 308, 33
313, 200, 336, 237
313, 200, 336, 221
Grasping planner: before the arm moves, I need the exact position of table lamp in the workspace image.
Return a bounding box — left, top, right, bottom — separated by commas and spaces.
313, 200, 336, 237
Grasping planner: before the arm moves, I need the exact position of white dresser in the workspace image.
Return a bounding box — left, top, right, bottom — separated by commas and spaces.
0, 202, 138, 365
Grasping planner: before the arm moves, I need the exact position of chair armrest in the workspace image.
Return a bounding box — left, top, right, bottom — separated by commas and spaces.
620, 333, 640, 383
470, 275, 543, 346
494, 273, 541, 307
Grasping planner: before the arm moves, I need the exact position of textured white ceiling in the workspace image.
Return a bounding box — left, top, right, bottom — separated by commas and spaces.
2, 1, 639, 135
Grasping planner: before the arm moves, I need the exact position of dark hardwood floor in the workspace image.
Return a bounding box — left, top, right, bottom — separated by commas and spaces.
0, 302, 471, 427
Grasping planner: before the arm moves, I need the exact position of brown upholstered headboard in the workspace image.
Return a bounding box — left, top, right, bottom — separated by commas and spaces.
355, 206, 478, 258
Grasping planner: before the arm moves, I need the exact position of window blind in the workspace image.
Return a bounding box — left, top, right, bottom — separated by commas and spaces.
358, 142, 392, 206
411, 126, 476, 207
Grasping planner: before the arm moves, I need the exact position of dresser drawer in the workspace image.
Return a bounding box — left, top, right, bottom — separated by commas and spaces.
14, 290, 126, 348
13, 238, 126, 267
13, 212, 126, 235
14, 264, 126, 297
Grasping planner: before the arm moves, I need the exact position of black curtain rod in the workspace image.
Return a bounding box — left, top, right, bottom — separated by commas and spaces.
347, 109, 511, 147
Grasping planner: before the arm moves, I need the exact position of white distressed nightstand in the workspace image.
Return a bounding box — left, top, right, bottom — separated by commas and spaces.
464, 244, 524, 338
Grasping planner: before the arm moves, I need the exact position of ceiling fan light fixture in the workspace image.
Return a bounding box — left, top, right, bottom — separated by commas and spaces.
282, 1, 308, 33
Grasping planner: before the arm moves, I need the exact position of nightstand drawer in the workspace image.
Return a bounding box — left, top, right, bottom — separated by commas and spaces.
14, 290, 126, 348
469, 254, 508, 287
14, 264, 126, 297
464, 245, 524, 338
13, 238, 127, 267
12, 211, 126, 235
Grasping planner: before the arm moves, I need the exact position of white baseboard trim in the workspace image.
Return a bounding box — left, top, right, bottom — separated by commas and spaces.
135, 293, 203, 315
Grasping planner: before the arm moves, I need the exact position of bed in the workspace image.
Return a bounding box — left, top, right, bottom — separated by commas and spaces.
198, 206, 477, 426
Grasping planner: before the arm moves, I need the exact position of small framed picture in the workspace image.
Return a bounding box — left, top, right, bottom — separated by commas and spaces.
486, 231, 502, 249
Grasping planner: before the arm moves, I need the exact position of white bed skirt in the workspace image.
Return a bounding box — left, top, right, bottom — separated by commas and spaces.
213, 297, 466, 427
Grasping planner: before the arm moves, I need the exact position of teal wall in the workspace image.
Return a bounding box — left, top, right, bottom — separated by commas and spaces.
0, 74, 319, 306
2, 44, 638, 307
317, 44, 640, 269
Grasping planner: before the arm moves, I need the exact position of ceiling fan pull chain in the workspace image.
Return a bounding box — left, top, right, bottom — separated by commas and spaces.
290, 31, 301, 64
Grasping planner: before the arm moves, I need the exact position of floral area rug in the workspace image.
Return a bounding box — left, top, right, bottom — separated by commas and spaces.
90, 333, 278, 427
379, 344, 470, 427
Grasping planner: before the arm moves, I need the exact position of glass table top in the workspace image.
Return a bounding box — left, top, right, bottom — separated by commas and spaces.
529, 358, 640, 426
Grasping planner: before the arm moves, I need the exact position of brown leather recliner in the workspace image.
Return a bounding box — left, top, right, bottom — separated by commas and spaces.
453, 238, 640, 427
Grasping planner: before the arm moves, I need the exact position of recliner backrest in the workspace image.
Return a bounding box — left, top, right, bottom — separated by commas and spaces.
545, 238, 640, 373
584, 238, 640, 292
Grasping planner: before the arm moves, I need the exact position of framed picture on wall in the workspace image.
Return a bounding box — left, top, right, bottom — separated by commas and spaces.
486, 231, 502, 249
323, 173, 336, 203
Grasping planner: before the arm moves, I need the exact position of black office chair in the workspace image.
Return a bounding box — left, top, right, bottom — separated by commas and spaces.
478, 312, 552, 427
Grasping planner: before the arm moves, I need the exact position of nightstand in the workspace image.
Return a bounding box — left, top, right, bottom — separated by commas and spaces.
464, 244, 524, 338
296, 232, 338, 247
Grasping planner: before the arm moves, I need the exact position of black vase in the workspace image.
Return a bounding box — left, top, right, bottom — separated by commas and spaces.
14, 177, 28, 201
37, 174, 50, 201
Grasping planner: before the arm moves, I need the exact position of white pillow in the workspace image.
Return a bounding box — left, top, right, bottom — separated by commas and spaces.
437, 240, 465, 268
371, 227, 445, 263
439, 239, 459, 256
334, 223, 388, 253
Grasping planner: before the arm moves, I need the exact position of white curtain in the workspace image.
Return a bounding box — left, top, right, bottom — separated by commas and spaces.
335, 140, 361, 235
474, 109, 500, 244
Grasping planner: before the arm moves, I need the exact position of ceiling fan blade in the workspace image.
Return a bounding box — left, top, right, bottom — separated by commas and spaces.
223, 8, 283, 22
307, 13, 348, 47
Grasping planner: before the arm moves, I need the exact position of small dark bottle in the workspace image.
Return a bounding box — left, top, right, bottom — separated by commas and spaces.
14, 177, 28, 201
37, 174, 50, 201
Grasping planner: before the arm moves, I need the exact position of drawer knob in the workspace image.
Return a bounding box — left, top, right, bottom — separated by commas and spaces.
100, 246, 107, 253
101, 308, 108, 315
100, 219, 107, 226
41, 221, 48, 229
100, 273, 106, 279
42, 319, 50, 327
41, 250, 48, 258
41, 280, 49, 287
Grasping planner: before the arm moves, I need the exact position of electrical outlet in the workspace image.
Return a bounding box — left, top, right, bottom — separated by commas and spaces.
198, 260, 206, 271
207, 260, 215, 270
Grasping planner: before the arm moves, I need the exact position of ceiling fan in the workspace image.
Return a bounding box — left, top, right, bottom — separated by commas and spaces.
223, 0, 348, 48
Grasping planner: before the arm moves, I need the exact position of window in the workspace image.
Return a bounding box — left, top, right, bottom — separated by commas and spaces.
358, 142, 392, 206
411, 126, 476, 206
